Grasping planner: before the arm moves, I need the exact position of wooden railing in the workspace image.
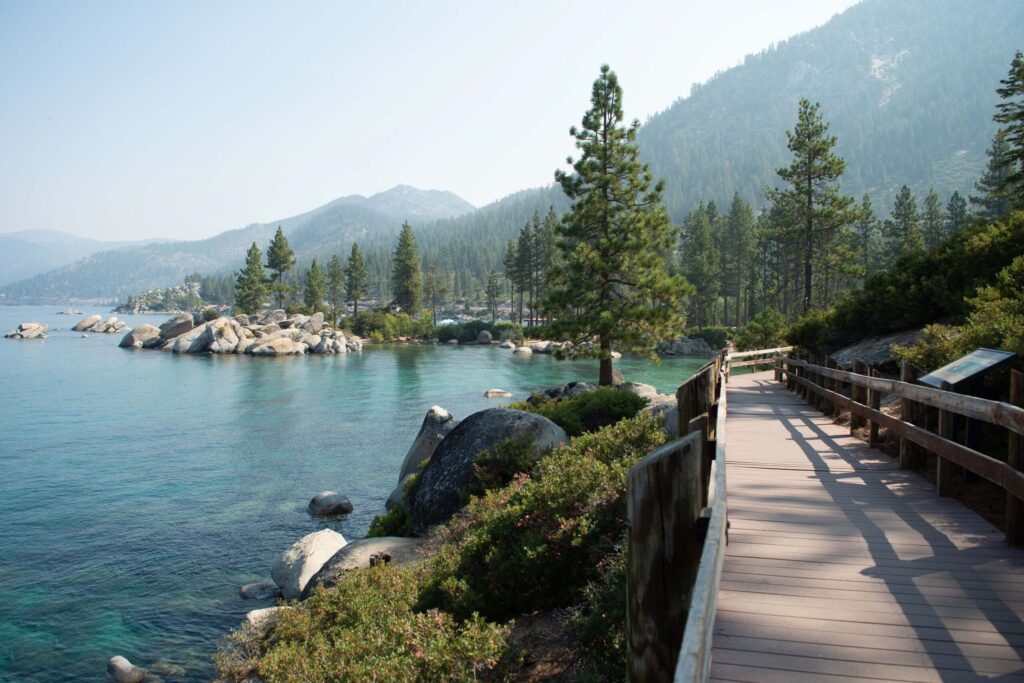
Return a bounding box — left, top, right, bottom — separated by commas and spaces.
778, 355, 1024, 545
626, 347, 743, 682
726, 345, 793, 373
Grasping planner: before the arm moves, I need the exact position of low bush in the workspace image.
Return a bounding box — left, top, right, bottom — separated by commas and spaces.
511, 387, 648, 437
349, 310, 434, 341
686, 326, 732, 350
214, 564, 517, 682
417, 414, 665, 622
467, 435, 540, 497
571, 541, 628, 681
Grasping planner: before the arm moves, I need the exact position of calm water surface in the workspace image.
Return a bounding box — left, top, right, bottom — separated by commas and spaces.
0, 305, 706, 682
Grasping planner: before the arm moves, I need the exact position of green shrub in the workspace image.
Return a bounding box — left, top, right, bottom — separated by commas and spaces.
417, 414, 665, 622
215, 564, 516, 682
350, 310, 434, 341
366, 504, 413, 538
202, 307, 220, 322
512, 387, 648, 437
785, 308, 835, 353
285, 303, 311, 316
467, 435, 540, 497
825, 212, 1024, 343
736, 308, 786, 351
571, 541, 627, 680
686, 326, 732, 350
893, 254, 1024, 371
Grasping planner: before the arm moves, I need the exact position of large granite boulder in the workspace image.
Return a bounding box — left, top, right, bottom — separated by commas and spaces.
250, 337, 299, 355
271, 529, 347, 600
301, 537, 426, 599
642, 395, 679, 436
258, 309, 287, 325
72, 315, 101, 332
92, 316, 125, 333
5, 322, 47, 339
831, 329, 924, 371
307, 491, 354, 517
244, 606, 291, 631
620, 382, 659, 401
477, 330, 493, 344
159, 313, 193, 340
305, 312, 325, 334
165, 322, 208, 353
411, 408, 568, 533
398, 406, 459, 482
118, 324, 160, 349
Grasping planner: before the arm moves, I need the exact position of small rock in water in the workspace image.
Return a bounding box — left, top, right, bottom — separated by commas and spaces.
107, 655, 147, 683
245, 606, 290, 631
307, 491, 354, 517
239, 581, 283, 600
149, 661, 187, 677
483, 388, 512, 398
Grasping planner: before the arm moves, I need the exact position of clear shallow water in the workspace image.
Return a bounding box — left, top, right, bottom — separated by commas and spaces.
0, 305, 706, 682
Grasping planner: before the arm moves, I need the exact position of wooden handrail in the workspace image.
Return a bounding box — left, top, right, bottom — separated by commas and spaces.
727, 345, 792, 360
779, 355, 1024, 543
784, 358, 1024, 437
627, 348, 731, 683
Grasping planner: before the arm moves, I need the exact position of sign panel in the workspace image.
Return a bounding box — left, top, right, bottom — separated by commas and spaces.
918, 348, 1016, 389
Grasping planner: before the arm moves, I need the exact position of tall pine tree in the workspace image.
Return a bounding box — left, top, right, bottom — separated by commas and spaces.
722, 193, 756, 326
303, 258, 326, 311
265, 226, 296, 310
682, 204, 720, 330
971, 134, 1014, 221
344, 243, 368, 317
548, 65, 691, 385
994, 50, 1024, 209
391, 222, 422, 314
945, 191, 968, 237
327, 254, 345, 325
234, 242, 269, 314
765, 99, 856, 313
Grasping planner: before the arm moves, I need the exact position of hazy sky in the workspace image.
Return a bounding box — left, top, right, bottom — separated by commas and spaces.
0, 0, 859, 241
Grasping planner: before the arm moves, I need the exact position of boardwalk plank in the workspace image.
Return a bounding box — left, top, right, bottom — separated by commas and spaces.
712, 372, 1024, 681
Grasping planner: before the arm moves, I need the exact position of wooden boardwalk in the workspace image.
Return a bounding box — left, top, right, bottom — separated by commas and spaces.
711, 371, 1024, 682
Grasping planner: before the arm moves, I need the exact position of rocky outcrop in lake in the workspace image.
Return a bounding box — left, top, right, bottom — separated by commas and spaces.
657, 336, 716, 356
120, 311, 362, 357
71, 314, 127, 334
5, 322, 47, 339
271, 529, 348, 600
387, 406, 459, 510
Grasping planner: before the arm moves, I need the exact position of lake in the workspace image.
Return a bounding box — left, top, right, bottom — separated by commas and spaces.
0, 305, 706, 682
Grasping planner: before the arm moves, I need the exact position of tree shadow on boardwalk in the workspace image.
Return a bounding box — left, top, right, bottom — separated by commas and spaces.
728, 376, 1024, 681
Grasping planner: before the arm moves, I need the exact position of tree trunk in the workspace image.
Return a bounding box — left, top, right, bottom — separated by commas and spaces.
599, 336, 613, 386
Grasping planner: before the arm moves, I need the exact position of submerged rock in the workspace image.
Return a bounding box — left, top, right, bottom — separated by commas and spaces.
411, 408, 568, 533
484, 388, 512, 398
106, 656, 147, 683
271, 529, 347, 600
245, 606, 291, 631
307, 491, 354, 517
239, 581, 283, 600
301, 536, 427, 599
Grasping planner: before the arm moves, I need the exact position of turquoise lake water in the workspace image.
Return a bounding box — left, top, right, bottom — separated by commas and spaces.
0, 305, 707, 682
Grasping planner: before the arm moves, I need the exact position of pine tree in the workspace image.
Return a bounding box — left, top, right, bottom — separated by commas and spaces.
344, 243, 368, 317
922, 189, 944, 249
945, 191, 968, 238
682, 204, 720, 330
887, 185, 925, 261
265, 226, 296, 310
994, 50, 1024, 209
234, 242, 269, 314
765, 99, 856, 313
303, 258, 326, 311
327, 254, 344, 326
722, 193, 756, 326
391, 222, 422, 314
548, 65, 691, 385
515, 222, 535, 326
423, 266, 448, 326
853, 194, 881, 279
485, 272, 501, 323
503, 240, 518, 324
971, 133, 1014, 221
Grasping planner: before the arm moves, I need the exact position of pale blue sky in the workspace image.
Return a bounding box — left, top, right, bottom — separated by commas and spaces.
0, 0, 858, 241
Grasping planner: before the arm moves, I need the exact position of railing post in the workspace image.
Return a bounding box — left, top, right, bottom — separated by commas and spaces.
627, 435, 701, 681
936, 408, 954, 496
1006, 370, 1024, 546
851, 360, 868, 433
774, 355, 782, 383
824, 357, 838, 417
868, 368, 882, 447
900, 360, 923, 470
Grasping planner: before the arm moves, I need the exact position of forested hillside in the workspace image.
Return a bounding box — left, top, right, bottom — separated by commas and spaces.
640, 0, 1024, 222
5, 0, 1022, 304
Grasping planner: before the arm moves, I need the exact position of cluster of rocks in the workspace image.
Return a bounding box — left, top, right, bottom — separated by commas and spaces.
4, 322, 47, 339
106, 655, 185, 683
657, 336, 717, 357
56, 309, 83, 315
118, 310, 363, 356
72, 314, 128, 334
